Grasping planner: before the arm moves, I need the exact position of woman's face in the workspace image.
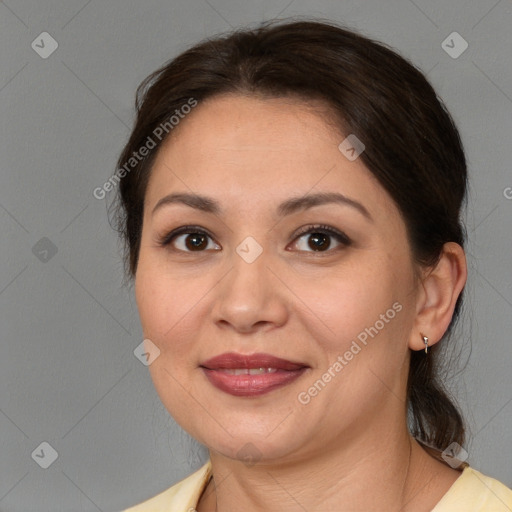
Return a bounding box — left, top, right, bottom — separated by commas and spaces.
135, 94, 420, 463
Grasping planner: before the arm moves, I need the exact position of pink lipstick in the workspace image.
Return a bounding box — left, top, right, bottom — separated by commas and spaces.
200, 352, 308, 397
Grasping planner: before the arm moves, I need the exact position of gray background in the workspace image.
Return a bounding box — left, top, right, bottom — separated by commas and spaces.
1, 0, 511, 510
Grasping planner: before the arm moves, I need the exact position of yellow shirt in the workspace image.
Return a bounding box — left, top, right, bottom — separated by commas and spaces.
123, 460, 512, 511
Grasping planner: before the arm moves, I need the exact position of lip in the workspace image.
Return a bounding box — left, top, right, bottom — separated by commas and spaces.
200, 352, 309, 397
201, 352, 307, 371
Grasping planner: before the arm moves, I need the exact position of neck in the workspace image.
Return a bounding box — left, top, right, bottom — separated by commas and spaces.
197, 425, 443, 512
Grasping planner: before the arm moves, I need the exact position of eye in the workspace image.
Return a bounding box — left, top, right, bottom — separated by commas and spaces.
158, 224, 351, 253
159, 225, 220, 252
290, 224, 352, 253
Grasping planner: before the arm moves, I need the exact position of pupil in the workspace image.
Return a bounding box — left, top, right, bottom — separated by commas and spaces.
186, 234, 207, 250
308, 233, 329, 251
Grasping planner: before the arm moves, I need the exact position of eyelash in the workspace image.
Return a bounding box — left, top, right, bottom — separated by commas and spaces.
158, 224, 352, 253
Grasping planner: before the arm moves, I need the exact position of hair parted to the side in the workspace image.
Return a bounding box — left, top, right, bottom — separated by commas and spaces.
112, 18, 468, 462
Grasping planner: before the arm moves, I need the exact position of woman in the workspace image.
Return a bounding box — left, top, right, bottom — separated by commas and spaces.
117, 19, 512, 511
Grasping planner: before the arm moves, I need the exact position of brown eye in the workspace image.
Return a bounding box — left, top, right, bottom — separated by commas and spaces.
183, 233, 209, 251
291, 225, 351, 253
307, 233, 331, 251
160, 226, 221, 252
173, 232, 219, 252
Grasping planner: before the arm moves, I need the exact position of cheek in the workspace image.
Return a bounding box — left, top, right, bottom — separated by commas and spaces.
134, 254, 214, 361
135, 264, 167, 337
291, 257, 404, 342
135, 257, 182, 362
291, 269, 412, 421
134, 262, 207, 417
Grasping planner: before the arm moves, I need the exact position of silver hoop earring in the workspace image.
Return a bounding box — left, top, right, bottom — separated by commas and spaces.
422, 335, 429, 354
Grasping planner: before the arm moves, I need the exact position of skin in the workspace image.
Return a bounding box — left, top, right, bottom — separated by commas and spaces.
134, 94, 467, 511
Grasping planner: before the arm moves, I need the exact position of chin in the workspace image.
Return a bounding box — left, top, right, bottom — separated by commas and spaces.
192, 424, 312, 466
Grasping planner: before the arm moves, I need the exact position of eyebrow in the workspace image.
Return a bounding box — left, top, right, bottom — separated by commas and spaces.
151, 191, 372, 221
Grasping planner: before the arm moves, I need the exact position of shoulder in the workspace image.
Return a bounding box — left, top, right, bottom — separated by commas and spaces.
122, 460, 212, 512
433, 466, 512, 511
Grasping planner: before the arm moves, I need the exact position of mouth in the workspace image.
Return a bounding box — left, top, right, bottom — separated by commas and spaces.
199, 352, 309, 397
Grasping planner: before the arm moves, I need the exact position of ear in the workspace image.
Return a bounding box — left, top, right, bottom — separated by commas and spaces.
409, 242, 467, 351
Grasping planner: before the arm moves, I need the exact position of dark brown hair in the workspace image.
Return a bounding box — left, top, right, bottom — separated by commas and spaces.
114, 19, 467, 460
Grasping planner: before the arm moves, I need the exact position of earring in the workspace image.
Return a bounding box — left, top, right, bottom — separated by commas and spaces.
422, 334, 429, 354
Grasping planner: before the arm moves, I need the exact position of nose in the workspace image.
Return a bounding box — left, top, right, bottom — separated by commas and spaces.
211, 249, 289, 334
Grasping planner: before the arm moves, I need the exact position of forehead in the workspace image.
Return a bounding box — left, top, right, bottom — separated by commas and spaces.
144, 94, 394, 219
158, 94, 340, 159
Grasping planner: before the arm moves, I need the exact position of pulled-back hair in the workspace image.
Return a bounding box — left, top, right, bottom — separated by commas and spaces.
114, 19, 467, 459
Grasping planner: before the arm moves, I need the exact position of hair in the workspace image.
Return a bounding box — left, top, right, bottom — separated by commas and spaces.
113, 18, 468, 463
